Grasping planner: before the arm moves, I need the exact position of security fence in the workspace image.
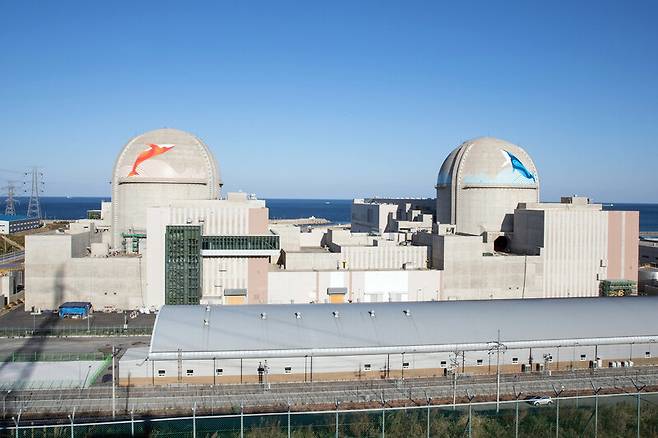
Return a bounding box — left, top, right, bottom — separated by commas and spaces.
0, 352, 109, 362
0, 326, 152, 338
2, 391, 658, 437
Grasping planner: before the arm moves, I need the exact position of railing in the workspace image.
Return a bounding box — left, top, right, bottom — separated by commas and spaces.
201, 235, 280, 251
0, 352, 110, 362
0, 250, 24, 264
0, 326, 152, 338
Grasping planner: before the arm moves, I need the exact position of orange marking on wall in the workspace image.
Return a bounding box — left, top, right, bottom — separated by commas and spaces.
128, 144, 175, 176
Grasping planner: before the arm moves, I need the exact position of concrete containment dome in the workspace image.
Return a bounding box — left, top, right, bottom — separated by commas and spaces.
436, 137, 539, 235
111, 128, 221, 249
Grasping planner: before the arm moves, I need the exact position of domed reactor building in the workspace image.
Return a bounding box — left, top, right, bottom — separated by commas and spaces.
428, 136, 639, 299
436, 137, 539, 236
25, 129, 278, 310
110, 128, 221, 249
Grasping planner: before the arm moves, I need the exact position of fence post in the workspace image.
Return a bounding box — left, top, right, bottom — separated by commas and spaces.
513, 385, 522, 438
192, 402, 197, 438
637, 392, 641, 438
68, 407, 75, 438
335, 400, 340, 438
240, 403, 244, 438
12, 408, 21, 438
112, 345, 116, 419
131, 408, 134, 436
590, 382, 602, 438
288, 401, 291, 438
468, 403, 472, 438
426, 396, 432, 438
552, 384, 564, 438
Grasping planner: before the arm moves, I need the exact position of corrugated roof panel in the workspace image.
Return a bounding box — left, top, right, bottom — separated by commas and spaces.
149, 297, 658, 356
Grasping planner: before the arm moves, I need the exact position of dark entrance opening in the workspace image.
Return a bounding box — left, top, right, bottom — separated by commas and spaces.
494, 235, 509, 252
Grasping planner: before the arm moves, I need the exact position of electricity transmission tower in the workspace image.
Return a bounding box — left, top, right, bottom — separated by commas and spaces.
2, 181, 18, 215
24, 167, 44, 219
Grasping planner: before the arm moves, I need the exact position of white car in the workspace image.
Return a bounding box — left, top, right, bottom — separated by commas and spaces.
525, 396, 554, 406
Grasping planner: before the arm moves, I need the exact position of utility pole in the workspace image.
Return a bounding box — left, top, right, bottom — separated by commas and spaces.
24, 167, 44, 219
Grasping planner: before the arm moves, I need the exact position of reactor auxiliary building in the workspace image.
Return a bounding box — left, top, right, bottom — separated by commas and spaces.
24, 132, 639, 311
25, 128, 277, 311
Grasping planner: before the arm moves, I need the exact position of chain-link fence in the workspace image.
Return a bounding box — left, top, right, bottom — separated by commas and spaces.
2, 391, 657, 437
0, 326, 152, 338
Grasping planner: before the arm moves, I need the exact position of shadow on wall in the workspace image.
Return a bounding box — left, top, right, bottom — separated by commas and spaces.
0, 266, 65, 384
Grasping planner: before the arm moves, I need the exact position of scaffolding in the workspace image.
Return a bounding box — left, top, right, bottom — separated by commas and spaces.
165, 225, 201, 305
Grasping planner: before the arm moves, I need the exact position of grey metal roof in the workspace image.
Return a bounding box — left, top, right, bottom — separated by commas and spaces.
149, 297, 658, 360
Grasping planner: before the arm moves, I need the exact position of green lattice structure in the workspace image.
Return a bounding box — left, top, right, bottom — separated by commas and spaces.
165, 225, 202, 305
599, 279, 637, 296
201, 235, 279, 250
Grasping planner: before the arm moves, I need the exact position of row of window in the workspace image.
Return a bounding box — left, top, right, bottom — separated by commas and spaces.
157, 367, 294, 377
201, 235, 280, 251
157, 352, 656, 377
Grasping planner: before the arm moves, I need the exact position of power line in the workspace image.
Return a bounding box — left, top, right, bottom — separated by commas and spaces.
24, 167, 44, 219
1, 181, 19, 216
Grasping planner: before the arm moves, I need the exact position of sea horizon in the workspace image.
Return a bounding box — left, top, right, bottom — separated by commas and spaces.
4, 196, 658, 231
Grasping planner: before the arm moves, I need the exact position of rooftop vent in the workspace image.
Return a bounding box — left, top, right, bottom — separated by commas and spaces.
403, 309, 411, 317
260, 312, 267, 320
205, 305, 210, 312
368, 310, 375, 318
294, 312, 302, 319
332, 311, 340, 318
203, 318, 209, 326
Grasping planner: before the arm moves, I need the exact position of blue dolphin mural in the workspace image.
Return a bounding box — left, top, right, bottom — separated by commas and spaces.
504, 150, 535, 181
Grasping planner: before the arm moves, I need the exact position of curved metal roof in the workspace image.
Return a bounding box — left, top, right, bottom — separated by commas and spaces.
149, 297, 658, 360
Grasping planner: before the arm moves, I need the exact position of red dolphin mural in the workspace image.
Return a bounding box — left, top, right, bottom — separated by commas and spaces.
128, 144, 175, 176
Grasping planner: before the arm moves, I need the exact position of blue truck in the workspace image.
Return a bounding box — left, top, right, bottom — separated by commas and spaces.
58, 302, 92, 318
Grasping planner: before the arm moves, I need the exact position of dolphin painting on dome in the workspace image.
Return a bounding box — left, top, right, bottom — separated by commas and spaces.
127, 143, 175, 177
502, 150, 535, 182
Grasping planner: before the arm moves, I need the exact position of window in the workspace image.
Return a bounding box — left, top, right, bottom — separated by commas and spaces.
440, 361, 447, 368
186, 369, 194, 376
580, 354, 587, 361
216, 368, 223, 376
512, 357, 519, 364
646, 352, 651, 359
157, 369, 166, 377
364, 364, 371, 371
284, 367, 292, 374
402, 362, 410, 369
476, 359, 483, 366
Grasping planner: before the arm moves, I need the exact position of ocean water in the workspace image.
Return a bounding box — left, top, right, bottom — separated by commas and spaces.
6, 197, 658, 231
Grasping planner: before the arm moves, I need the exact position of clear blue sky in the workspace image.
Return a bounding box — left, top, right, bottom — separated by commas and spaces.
1, 1, 657, 201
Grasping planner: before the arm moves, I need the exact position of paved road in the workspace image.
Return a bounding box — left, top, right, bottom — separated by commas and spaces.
0, 336, 150, 355
2, 367, 657, 421
0, 304, 155, 330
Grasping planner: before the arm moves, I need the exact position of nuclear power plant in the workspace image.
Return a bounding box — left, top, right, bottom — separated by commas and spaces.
24, 130, 639, 311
